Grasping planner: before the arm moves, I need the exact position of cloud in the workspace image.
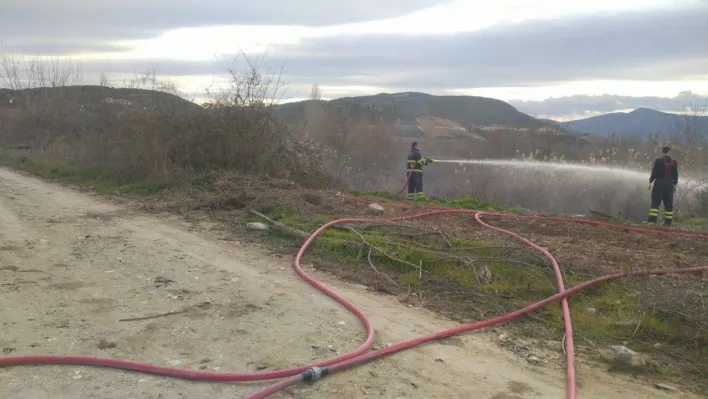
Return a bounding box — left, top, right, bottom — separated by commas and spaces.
268, 4, 708, 88
2, 1, 706, 104
0, 0, 447, 44
62, 3, 706, 91
510, 92, 708, 119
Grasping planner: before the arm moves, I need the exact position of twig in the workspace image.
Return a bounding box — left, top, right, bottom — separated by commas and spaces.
344, 227, 431, 274
366, 246, 403, 289
632, 312, 645, 338
438, 232, 454, 248
583, 336, 598, 349
377, 239, 551, 266
119, 309, 189, 322
119, 302, 212, 322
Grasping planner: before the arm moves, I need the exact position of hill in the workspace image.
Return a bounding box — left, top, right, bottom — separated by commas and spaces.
275, 92, 547, 140
0, 86, 202, 113
556, 107, 708, 138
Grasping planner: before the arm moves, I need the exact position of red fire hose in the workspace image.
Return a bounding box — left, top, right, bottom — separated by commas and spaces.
1, 198, 707, 398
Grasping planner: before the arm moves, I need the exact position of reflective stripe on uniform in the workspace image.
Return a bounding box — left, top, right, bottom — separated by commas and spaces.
649, 208, 659, 216
664, 211, 673, 219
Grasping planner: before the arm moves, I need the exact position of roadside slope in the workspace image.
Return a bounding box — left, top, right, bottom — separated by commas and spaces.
0, 168, 694, 399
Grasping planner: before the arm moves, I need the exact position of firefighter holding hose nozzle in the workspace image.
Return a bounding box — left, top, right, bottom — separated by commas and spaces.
648, 145, 678, 226
406, 142, 434, 200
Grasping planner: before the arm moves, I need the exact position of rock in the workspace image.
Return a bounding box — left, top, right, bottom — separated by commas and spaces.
602, 345, 646, 368
498, 333, 510, 342
526, 355, 542, 365
480, 265, 493, 284
366, 203, 385, 216
96, 339, 117, 349
168, 360, 182, 367
246, 222, 268, 231
585, 307, 597, 315
544, 340, 562, 349
653, 383, 679, 393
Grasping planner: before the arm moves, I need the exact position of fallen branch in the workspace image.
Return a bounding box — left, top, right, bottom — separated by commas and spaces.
344, 226, 431, 274
376, 238, 551, 266
366, 247, 404, 289
249, 210, 309, 239
119, 302, 212, 322
119, 310, 189, 322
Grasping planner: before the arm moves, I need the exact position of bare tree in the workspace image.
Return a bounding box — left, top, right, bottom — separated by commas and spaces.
310, 83, 322, 100
211, 49, 287, 107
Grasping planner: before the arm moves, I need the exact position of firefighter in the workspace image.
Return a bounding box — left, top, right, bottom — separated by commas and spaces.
648, 146, 678, 226
406, 142, 433, 200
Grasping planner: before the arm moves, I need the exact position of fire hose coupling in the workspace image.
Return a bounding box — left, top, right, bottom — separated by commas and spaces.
302, 366, 329, 381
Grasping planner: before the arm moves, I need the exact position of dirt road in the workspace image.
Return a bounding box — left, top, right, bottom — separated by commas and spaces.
0, 168, 695, 399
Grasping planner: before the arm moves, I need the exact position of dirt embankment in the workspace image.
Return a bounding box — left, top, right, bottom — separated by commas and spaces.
0, 168, 699, 399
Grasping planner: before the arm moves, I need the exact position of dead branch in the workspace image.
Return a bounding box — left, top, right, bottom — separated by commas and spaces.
118, 310, 189, 322
366, 247, 404, 289
344, 226, 431, 274
249, 210, 309, 239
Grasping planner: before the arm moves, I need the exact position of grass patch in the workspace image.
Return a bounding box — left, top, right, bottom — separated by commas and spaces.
683, 217, 708, 226
1, 154, 172, 195
346, 189, 504, 211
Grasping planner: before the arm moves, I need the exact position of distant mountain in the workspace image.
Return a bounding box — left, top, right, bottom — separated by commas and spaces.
557, 108, 708, 138
275, 92, 548, 140
509, 91, 707, 120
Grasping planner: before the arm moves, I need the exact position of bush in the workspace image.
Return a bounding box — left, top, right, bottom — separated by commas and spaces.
0, 52, 332, 189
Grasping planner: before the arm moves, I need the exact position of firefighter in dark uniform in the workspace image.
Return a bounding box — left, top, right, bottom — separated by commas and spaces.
406, 142, 433, 200
648, 146, 678, 226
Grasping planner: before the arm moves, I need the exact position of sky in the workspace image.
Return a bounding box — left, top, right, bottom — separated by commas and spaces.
1, 0, 707, 120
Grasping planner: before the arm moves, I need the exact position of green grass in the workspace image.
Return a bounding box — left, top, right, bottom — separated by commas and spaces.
0, 154, 172, 195
346, 189, 504, 211
683, 217, 708, 226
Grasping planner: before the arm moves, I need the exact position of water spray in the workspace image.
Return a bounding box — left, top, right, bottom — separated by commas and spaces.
432, 158, 706, 187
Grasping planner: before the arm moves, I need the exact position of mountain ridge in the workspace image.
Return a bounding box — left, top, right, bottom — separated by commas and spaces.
555, 107, 708, 138
274, 92, 556, 140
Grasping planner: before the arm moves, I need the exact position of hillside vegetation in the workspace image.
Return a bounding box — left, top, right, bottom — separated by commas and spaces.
0, 86, 200, 113
275, 92, 551, 140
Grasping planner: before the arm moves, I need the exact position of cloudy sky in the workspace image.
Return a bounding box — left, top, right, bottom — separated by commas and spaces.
1, 0, 707, 119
